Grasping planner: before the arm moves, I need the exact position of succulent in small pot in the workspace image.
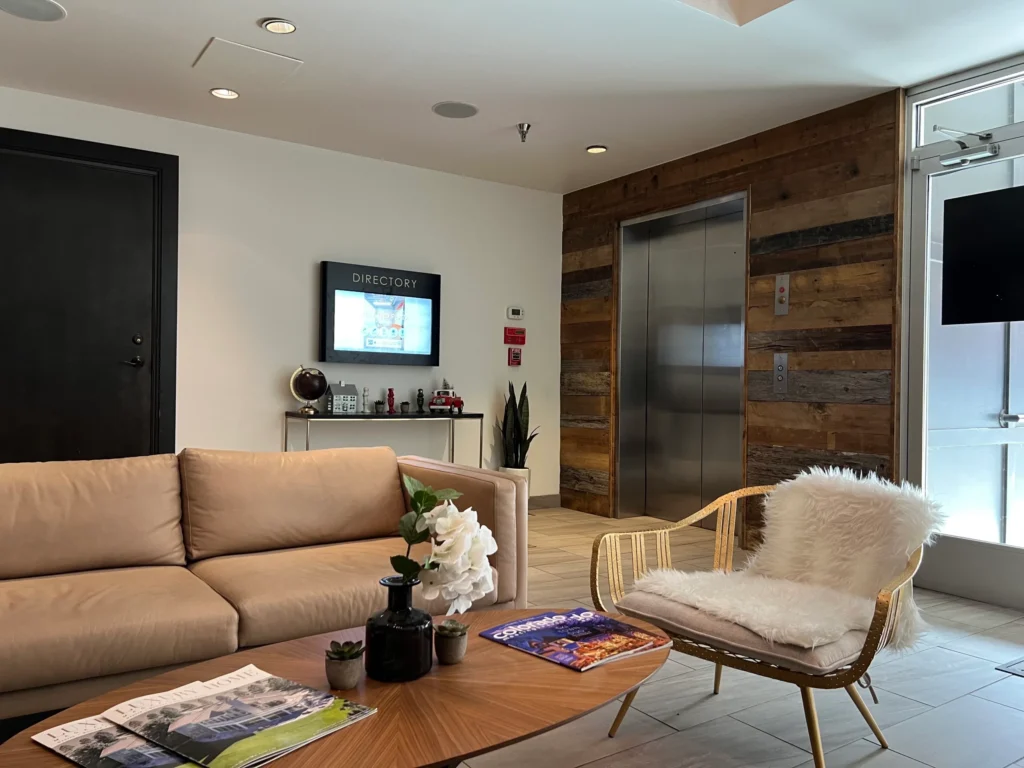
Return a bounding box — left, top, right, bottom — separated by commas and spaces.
325, 640, 365, 690
434, 619, 469, 665
400, 401, 411, 413
374, 400, 386, 414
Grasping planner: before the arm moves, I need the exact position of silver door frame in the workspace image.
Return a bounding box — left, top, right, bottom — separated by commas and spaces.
902, 63, 1024, 606
617, 192, 748, 520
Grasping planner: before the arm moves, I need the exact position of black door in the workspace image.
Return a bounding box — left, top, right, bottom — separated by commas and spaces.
0, 128, 177, 463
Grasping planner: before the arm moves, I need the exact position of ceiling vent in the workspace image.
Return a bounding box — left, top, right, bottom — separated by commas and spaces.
678, 0, 794, 26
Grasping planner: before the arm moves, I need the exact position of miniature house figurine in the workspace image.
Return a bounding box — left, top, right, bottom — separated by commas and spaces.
326, 381, 360, 414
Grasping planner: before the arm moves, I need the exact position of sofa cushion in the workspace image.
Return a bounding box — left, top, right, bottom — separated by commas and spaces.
0, 455, 185, 579
617, 590, 866, 676
190, 537, 498, 646
0, 567, 238, 693
179, 447, 407, 560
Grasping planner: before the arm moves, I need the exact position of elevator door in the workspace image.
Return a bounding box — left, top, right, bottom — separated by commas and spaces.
618, 201, 746, 522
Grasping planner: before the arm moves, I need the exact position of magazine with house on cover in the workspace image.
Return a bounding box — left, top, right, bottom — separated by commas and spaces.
481, 608, 670, 671
32, 715, 202, 768
101, 666, 375, 768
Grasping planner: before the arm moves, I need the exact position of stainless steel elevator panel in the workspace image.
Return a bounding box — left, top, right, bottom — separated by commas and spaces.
616, 197, 746, 523
618, 225, 651, 519
700, 211, 746, 509
646, 220, 706, 520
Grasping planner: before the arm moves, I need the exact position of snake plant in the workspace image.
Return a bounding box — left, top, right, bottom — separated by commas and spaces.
501, 381, 539, 469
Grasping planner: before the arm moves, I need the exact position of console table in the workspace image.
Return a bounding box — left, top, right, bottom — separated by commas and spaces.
283, 411, 485, 466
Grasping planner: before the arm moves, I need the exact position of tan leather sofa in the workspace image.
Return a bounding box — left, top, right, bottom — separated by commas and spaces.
0, 447, 527, 719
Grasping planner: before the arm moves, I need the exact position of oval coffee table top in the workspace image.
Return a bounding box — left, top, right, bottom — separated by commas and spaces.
0, 609, 670, 768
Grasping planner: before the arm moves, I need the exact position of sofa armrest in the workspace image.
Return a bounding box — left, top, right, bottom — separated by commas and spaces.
397, 457, 527, 607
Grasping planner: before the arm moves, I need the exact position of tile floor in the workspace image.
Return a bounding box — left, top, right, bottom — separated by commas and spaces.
464, 507, 1024, 768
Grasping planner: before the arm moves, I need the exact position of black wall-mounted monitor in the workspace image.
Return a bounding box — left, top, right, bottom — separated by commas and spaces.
319, 261, 441, 366
943, 186, 1024, 325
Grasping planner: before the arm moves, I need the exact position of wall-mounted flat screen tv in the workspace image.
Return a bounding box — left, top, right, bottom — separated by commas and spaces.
943, 186, 1024, 325
319, 261, 440, 366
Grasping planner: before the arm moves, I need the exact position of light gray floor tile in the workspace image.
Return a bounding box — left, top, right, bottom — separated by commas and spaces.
914, 615, 980, 650
941, 619, 1024, 663
973, 675, 1024, 711
464, 701, 674, 768
732, 685, 931, 753
646, 657, 696, 684
796, 739, 931, 767
912, 588, 958, 612
669, 648, 716, 670
630, 664, 793, 731
922, 597, 1023, 630
871, 695, 1024, 768
871, 646, 1007, 705
579, 715, 808, 768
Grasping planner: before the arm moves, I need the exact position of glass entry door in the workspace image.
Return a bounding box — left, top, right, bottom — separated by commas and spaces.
907, 134, 1024, 606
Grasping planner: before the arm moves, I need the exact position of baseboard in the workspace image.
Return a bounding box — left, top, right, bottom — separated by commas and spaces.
529, 494, 561, 510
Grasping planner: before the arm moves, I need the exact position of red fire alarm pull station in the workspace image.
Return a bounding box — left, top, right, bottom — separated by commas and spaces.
508, 347, 522, 366
504, 326, 526, 345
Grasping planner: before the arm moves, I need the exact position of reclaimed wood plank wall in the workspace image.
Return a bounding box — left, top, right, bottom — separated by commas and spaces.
560, 91, 904, 536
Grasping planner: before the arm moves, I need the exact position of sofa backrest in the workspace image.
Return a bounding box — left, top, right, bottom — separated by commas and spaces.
0, 454, 186, 579
179, 446, 407, 560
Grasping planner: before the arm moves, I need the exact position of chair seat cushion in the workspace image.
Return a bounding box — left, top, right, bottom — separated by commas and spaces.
617, 590, 866, 676
189, 537, 498, 647
0, 567, 238, 694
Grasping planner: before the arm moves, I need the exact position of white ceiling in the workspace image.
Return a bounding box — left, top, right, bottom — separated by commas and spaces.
2, 0, 1024, 192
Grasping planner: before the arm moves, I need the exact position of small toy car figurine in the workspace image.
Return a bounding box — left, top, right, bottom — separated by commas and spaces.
429, 387, 465, 414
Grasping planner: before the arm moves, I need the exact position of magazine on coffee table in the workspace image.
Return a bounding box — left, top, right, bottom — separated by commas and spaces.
32, 715, 201, 768
100, 665, 375, 768
481, 608, 670, 671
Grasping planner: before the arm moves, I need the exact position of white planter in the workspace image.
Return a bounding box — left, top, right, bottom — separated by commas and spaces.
499, 466, 530, 496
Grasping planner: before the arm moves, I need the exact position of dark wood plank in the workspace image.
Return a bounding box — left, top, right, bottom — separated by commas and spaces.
748, 370, 892, 404
747, 425, 892, 455
561, 426, 611, 472
560, 467, 610, 495
561, 395, 611, 417
749, 234, 893, 277
560, 415, 610, 429
748, 325, 893, 353
747, 444, 892, 484
563, 245, 613, 273
561, 322, 611, 344
749, 214, 894, 256
561, 372, 611, 396
749, 186, 894, 239
561, 296, 612, 324
562, 279, 612, 301
748, 349, 892, 371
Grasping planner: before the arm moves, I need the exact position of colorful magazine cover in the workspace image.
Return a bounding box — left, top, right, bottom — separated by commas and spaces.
101, 666, 375, 768
31, 715, 201, 768
481, 608, 670, 671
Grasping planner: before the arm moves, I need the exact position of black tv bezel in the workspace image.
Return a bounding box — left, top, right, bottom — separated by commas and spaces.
319, 261, 441, 366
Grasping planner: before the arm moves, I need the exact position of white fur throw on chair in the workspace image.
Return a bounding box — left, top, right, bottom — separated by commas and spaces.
634, 468, 942, 650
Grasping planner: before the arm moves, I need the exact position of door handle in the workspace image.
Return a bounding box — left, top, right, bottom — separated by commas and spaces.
120, 356, 145, 368
999, 410, 1021, 428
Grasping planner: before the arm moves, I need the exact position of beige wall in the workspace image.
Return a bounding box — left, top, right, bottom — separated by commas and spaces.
0, 86, 563, 494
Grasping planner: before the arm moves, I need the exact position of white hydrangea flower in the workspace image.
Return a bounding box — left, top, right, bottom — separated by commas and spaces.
416, 502, 498, 614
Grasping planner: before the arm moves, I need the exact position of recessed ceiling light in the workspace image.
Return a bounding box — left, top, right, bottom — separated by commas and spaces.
210, 88, 240, 100
587, 145, 608, 154
432, 101, 479, 119
0, 0, 66, 22
260, 18, 296, 34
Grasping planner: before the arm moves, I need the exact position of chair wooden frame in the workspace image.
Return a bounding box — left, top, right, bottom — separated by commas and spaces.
590, 486, 923, 768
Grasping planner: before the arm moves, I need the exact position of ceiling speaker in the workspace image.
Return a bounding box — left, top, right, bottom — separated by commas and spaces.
0, 0, 67, 21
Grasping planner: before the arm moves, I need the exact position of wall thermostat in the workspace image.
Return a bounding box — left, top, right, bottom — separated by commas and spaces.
507, 306, 525, 320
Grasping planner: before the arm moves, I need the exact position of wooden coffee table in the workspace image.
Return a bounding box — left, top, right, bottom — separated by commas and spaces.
0, 609, 669, 768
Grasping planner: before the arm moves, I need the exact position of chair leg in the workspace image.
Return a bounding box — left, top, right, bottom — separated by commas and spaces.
713, 663, 723, 694
800, 687, 826, 768
608, 689, 638, 738
845, 684, 889, 749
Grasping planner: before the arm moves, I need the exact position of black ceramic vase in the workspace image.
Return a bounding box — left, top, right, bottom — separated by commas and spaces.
365, 576, 433, 682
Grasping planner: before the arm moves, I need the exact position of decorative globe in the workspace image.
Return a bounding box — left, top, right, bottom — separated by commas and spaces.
290, 366, 328, 403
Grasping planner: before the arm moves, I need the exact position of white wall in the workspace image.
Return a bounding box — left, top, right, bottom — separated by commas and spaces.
0, 86, 563, 495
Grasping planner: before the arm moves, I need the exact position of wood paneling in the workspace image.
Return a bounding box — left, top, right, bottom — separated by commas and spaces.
559, 91, 903, 529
